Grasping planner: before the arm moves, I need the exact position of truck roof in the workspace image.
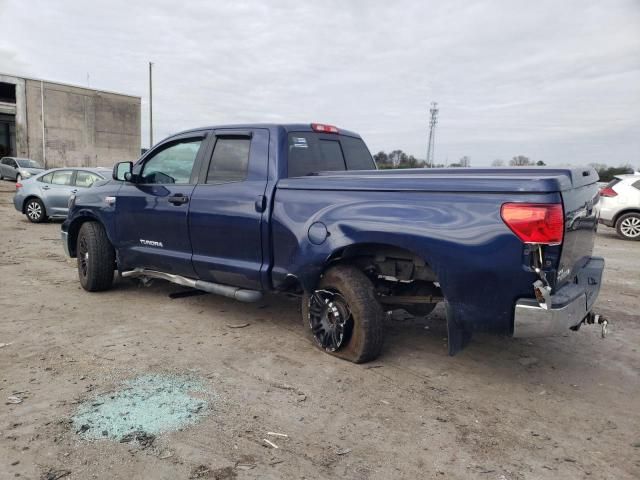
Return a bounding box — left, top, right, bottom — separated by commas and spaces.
169, 124, 363, 139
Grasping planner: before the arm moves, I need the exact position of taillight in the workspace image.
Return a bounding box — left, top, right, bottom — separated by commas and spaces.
15, 182, 22, 189
311, 123, 339, 133
501, 203, 564, 245
599, 187, 618, 197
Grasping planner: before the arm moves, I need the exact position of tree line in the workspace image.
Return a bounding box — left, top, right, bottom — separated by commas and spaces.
373, 151, 547, 168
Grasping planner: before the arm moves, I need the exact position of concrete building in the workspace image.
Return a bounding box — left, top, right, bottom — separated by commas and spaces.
0, 73, 141, 169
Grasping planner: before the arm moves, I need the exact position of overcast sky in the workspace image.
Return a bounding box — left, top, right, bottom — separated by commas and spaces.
1, 0, 638, 166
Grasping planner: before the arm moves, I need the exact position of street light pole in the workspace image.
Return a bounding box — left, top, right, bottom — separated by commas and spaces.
149, 61, 153, 148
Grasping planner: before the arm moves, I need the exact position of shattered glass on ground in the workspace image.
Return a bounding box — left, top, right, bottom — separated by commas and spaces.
72, 374, 209, 441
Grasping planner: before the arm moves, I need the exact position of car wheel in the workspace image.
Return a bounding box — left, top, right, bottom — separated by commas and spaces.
25, 198, 47, 223
302, 265, 384, 363
77, 222, 116, 291
616, 213, 640, 241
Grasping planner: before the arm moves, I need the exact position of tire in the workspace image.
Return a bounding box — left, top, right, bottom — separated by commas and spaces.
25, 198, 47, 223
77, 222, 115, 291
302, 265, 384, 363
615, 213, 640, 240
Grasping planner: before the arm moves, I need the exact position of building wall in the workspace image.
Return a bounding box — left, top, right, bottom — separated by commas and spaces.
24, 79, 141, 168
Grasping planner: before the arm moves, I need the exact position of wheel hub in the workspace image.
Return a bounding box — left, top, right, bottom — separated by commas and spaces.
620, 217, 640, 238
308, 289, 353, 351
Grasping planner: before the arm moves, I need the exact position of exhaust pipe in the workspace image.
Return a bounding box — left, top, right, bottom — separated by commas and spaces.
121, 268, 262, 303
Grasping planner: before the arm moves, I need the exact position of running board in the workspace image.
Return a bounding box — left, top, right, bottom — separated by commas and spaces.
121, 268, 263, 303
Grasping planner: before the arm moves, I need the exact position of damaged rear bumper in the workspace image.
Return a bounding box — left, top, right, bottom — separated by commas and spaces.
513, 257, 604, 338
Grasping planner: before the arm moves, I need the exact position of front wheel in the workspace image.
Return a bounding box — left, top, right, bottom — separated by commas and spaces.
616, 213, 640, 240
302, 265, 384, 363
77, 222, 115, 291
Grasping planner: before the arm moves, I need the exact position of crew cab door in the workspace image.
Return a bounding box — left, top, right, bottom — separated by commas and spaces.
115, 132, 208, 277
189, 128, 269, 290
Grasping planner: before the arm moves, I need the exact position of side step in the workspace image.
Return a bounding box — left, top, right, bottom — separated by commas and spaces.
121, 268, 263, 303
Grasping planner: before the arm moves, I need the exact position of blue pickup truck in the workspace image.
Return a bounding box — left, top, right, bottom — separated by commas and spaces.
61, 123, 605, 362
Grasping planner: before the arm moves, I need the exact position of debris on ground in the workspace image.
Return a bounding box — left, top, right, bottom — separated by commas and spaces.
263, 438, 279, 448
336, 448, 352, 455
72, 374, 209, 442
6, 395, 22, 404
189, 464, 212, 478
41, 469, 71, 480
0, 342, 13, 348
120, 430, 156, 449
267, 431, 288, 437
226, 323, 250, 329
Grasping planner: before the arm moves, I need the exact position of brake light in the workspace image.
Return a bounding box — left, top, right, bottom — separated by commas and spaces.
15, 182, 22, 189
311, 123, 339, 134
599, 187, 618, 197
501, 203, 564, 245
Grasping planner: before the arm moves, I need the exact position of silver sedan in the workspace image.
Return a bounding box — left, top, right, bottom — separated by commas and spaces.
13, 167, 109, 223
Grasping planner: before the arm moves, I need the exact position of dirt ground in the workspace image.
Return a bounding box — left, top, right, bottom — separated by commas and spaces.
0, 181, 638, 480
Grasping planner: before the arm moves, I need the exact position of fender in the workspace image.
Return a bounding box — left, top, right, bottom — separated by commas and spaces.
271, 188, 562, 340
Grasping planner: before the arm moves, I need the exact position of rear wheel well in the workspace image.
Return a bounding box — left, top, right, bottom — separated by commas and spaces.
327, 243, 438, 283
614, 209, 640, 225
323, 243, 443, 311
21, 195, 43, 213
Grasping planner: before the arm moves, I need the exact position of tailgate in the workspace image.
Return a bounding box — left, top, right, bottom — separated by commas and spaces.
557, 169, 600, 288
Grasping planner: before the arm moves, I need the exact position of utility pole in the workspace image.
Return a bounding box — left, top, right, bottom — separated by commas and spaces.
426, 102, 438, 167
149, 61, 154, 148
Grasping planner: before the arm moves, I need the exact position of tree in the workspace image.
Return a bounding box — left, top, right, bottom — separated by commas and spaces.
459, 156, 471, 167
491, 159, 505, 167
510, 155, 534, 166
374, 151, 390, 167
588, 163, 634, 182
536, 160, 546, 166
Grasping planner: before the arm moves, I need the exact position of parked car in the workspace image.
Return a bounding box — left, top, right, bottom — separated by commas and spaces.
14, 167, 109, 223
0, 157, 45, 181
61, 123, 604, 362
598, 174, 640, 240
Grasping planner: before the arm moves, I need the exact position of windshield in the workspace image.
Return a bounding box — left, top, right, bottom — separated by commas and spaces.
17, 159, 43, 169
287, 133, 375, 177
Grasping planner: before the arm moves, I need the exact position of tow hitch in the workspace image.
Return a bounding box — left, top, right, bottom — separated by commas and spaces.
575, 311, 609, 338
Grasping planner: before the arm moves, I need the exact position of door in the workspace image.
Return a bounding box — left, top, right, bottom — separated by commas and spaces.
189, 129, 269, 289
6, 158, 18, 179
115, 133, 208, 277
41, 170, 77, 215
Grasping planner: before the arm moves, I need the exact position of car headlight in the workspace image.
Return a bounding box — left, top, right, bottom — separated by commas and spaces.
20, 170, 31, 178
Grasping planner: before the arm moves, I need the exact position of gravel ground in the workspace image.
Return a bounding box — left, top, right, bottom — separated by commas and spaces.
0, 181, 638, 480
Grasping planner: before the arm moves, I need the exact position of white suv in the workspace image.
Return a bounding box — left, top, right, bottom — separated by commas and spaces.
599, 174, 640, 240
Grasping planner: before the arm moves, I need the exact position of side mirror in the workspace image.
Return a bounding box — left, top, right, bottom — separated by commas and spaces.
113, 161, 133, 181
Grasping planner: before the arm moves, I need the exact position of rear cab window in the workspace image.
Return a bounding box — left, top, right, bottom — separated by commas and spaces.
287, 132, 375, 177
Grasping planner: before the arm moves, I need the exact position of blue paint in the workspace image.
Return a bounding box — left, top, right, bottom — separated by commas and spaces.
72, 374, 209, 441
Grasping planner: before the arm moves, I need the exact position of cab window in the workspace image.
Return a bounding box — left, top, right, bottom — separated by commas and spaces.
51, 170, 73, 186
206, 137, 250, 184
38, 172, 53, 183
141, 139, 202, 184
75, 171, 101, 187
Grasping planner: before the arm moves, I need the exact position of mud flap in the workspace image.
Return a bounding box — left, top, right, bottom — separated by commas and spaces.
446, 303, 473, 356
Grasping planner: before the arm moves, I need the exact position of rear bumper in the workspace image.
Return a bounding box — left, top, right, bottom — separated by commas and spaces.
513, 257, 605, 337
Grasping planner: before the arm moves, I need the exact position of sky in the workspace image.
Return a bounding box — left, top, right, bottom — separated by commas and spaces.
1, 0, 639, 166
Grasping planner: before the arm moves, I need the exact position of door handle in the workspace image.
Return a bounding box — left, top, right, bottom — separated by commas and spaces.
71, 189, 78, 194
168, 194, 189, 206
42, 185, 50, 190
255, 195, 266, 213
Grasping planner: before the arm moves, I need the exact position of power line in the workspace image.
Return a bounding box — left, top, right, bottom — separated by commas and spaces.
426, 102, 438, 168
